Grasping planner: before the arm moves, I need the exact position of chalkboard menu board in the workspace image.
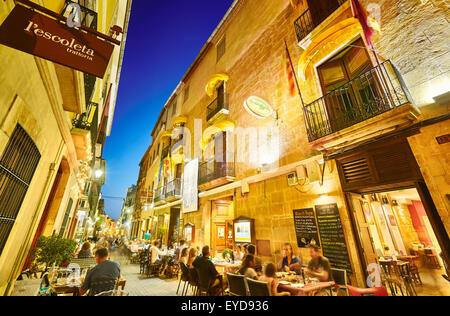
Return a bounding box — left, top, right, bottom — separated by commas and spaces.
293, 208, 320, 248
315, 204, 352, 274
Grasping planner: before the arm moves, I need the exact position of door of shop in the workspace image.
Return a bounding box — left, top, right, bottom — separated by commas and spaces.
334, 135, 449, 279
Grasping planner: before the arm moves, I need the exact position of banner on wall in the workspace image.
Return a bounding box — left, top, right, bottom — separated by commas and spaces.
183, 158, 198, 213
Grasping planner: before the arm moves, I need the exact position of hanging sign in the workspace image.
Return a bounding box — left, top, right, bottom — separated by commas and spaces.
243, 96, 277, 119
0, 5, 114, 78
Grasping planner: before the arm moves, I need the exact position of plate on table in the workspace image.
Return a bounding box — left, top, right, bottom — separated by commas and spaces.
279, 281, 290, 285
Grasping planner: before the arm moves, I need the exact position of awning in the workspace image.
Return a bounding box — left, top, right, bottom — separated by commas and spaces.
172, 115, 188, 127
161, 130, 172, 138
205, 73, 229, 97
298, 18, 362, 81
201, 119, 235, 150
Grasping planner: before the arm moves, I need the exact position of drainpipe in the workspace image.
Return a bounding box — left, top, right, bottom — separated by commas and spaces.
4, 140, 65, 296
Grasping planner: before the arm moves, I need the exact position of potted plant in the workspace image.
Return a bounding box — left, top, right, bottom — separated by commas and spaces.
222, 249, 234, 262
31, 235, 77, 271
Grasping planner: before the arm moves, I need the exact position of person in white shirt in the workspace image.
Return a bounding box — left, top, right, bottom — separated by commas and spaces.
150, 240, 166, 264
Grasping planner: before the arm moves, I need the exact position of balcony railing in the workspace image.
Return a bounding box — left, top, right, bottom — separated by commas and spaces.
303, 60, 412, 142
207, 93, 229, 122
199, 159, 235, 186
294, 0, 346, 42
154, 186, 165, 204
165, 178, 182, 199
72, 102, 99, 147
161, 145, 170, 160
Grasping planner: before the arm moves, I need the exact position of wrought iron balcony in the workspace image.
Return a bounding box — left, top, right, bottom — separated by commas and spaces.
161, 145, 171, 160
198, 159, 235, 187
154, 186, 165, 204
302, 60, 412, 142
207, 93, 229, 123
72, 102, 98, 147
294, 0, 346, 42
165, 178, 182, 201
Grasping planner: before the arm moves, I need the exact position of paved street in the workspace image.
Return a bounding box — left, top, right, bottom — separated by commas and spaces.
11, 254, 180, 296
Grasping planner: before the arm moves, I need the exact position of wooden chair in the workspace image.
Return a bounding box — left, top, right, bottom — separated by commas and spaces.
246, 278, 270, 296
146, 250, 162, 278
424, 249, 440, 269
379, 261, 405, 296
226, 273, 248, 296
397, 262, 417, 296
139, 250, 148, 274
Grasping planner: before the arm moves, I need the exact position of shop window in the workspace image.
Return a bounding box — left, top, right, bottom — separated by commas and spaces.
0, 125, 41, 256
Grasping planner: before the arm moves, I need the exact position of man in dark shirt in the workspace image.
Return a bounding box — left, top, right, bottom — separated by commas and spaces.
193, 245, 223, 295
80, 248, 121, 295
246, 244, 263, 273
306, 244, 333, 282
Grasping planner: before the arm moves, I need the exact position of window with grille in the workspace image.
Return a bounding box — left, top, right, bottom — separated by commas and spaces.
171, 98, 178, 117
59, 198, 73, 237
0, 125, 41, 256
184, 85, 190, 103
217, 36, 226, 62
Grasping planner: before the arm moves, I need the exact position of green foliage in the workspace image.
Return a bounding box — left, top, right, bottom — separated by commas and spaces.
31, 235, 77, 268
222, 248, 234, 261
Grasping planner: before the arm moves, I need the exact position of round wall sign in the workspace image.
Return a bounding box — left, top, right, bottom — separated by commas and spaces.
243, 96, 276, 119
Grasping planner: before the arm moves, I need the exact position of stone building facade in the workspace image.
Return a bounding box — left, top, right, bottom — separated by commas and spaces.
135, 0, 449, 288
0, 0, 132, 295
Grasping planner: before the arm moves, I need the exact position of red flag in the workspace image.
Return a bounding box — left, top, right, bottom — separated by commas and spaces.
351, 0, 374, 48
285, 46, 296, 97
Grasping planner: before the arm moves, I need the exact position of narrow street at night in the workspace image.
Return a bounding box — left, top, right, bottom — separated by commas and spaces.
0, 0, 449, 305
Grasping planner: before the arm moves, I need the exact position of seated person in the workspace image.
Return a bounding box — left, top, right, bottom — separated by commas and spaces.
247, 244, 262, 272
234, 244, 244, 261
259, 263, 291, 296
278, 243, 301, 275
77, 242, 92, 258
193, 246, 224, 295
79, 248, 120, 296
179, 247, 189, 266
238, 254, 258, 280
305, 244, 333, 282
150, 240, 166, 264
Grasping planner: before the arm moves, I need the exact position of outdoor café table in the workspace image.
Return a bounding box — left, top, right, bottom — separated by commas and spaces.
50, 278, 127, 296
214, 261, 241, 274
278, 281, 335, 296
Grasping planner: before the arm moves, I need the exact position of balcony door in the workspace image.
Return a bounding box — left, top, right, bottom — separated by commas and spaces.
307, 0, 342, 26
318, 38, 377, 132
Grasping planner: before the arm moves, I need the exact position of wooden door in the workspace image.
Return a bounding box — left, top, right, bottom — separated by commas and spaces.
212, 222, 226, 255
348, 193, 379, 268
318, 38, 373, 131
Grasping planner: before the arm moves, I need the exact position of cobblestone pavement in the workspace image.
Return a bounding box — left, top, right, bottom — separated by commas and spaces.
11, 253, 181, 296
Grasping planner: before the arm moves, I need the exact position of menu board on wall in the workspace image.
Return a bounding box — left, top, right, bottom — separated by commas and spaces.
293, 208, 320, 248
315, 204, 352, 274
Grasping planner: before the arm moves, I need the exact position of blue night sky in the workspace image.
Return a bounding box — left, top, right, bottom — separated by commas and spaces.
102, 0, 234, 219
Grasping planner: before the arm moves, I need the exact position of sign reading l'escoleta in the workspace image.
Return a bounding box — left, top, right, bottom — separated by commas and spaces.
0, 4, 114, 78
